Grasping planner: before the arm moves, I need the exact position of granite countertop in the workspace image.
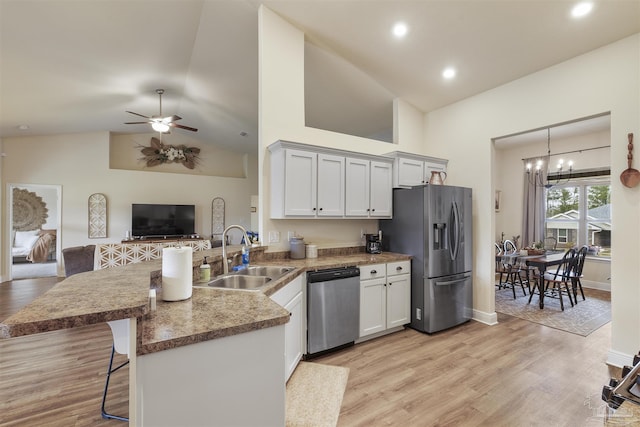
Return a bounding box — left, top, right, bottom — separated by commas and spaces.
0, 246, 411, 356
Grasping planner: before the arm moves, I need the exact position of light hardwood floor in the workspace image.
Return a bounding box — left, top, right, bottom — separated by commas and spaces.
1, 278, 617, 426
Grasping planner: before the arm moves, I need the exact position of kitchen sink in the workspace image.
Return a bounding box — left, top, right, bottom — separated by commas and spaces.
198, 265, 294, 291
206, 274, 272, 290
242, 266, 294, 278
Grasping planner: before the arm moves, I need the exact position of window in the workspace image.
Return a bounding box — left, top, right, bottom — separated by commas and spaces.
544, 179, 611, 258
557, 229, 568, 243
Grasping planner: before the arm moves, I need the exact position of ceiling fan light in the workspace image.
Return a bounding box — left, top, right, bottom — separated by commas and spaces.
151, 121, 170, 133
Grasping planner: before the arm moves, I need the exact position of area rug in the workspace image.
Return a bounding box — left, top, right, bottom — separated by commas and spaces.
495, 287, 611, 336
286, 361, 349, 427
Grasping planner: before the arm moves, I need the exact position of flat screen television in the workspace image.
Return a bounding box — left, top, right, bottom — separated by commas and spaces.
132, 204, 195, 238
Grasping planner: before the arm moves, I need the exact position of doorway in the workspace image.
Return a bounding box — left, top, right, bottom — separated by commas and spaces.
7, 183, 62, 280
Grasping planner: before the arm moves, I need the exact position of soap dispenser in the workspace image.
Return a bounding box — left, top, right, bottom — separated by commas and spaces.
242, 245, 250, 267
200, 256, 211, 282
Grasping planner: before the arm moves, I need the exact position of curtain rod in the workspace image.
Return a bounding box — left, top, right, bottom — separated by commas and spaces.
521, 144, 611, 161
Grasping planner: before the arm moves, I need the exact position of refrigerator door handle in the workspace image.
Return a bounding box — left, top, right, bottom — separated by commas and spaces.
435, 274, 471, 286
449, 201, 461, 261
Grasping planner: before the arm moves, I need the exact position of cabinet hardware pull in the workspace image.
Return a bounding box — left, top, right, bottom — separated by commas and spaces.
372, 209, 375, 212
396, 266, 402, 271
371, 270, 377, 274
312, 207, 316, 211
319, 207, 323, 211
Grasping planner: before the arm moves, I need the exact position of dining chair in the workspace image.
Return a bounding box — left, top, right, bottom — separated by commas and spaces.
503, 239, 517, 254
542, 248, 578, 310
504, 239, 538, 291
496, 241, 528, 298
567, 245, 588, 303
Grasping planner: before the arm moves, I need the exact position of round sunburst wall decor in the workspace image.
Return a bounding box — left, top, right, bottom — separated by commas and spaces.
13, 188, 48, 231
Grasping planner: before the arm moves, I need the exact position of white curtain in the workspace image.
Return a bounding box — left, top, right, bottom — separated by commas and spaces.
521, 158, 547, 247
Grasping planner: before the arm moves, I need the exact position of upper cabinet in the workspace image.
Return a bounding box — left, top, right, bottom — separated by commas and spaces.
345, 158, 392, 217
384, 151, 448, 188
269, 141, 392, 219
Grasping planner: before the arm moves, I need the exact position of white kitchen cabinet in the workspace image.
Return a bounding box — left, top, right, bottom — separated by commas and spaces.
386, 261, 411, 329
369, 161, 393, 217
270, 274, 305, 382
283, 149, 317, 216
269, 140, 392, 219
384, 151, 448, 188
345, 158, 392, 218
345, 157, 370, 216
359, 260, 411, 339
359, 263, 387, 337
317, 153, 345, 216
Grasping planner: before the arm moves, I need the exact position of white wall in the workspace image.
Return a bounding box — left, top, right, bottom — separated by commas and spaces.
423, 34, 640, 365
1, 131, 257, 280
258, 6, 436, 251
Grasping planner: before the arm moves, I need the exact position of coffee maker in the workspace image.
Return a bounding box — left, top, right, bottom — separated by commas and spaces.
365, 233, 381, 254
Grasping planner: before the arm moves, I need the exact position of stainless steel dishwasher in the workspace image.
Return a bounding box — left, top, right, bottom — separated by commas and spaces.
307, 266, 360, 356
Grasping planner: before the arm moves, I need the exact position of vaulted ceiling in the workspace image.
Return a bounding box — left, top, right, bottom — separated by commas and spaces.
1, 0, 639, 154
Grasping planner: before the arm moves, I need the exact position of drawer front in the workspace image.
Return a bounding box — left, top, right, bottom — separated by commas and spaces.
359, 263, 386, 280
386, 260, 411, 277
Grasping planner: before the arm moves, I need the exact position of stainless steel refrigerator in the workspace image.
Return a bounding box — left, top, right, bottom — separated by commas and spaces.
380, 184, 473, 333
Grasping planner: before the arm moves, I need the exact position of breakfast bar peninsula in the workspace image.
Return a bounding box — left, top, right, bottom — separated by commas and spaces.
0, 246, 291, 426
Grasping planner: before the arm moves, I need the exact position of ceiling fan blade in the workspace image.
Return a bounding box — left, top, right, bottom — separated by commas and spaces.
164, 115, 182, 123
171, 123, 198, 132
124, 121, 150, 125
126, 110, 150, 119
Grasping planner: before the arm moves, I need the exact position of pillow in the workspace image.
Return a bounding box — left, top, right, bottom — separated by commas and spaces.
14, 230, 41, 249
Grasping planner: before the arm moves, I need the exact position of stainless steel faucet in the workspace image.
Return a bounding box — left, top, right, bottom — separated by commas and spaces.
221, 225, 251, 274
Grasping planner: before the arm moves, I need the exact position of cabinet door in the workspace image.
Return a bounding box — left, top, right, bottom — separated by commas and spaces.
359, 277, 387, 337
370, 161, 393, 218
345, 157, 370, 217
284, 291, 304, 382
284, 149, 317, 216
386, 274, 411, 329
397, 157, 425, 187
317, 154, 345, 217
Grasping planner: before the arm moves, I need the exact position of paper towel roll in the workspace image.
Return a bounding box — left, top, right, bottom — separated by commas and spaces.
162, 247, 193, 301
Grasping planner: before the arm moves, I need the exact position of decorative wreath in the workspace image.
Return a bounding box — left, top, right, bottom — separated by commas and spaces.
139, 137, 201, 169
13, 188, 48, 231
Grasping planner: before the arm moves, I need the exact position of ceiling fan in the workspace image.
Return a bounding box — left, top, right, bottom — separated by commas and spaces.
125, 89, 198, 133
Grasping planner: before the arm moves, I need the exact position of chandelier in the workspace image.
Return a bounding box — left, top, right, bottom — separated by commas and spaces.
525, 128, 573, 188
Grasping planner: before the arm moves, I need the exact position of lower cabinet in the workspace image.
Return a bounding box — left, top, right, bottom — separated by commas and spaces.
270, 274, 305, 382
359, 261, 411, 339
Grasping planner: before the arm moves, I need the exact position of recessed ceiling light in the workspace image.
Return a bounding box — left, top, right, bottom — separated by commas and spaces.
17, 124, 30, 131
571, 2, 593, 18
392, 22, 408, 38
442, 67, 456, 79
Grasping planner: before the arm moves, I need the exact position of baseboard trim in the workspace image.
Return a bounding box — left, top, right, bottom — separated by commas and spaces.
582, 280, 610, 292
473, 309, 498, 326
607, 349, 634, 368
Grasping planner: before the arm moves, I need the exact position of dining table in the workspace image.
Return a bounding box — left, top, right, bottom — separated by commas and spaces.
496, 251, 567, 309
